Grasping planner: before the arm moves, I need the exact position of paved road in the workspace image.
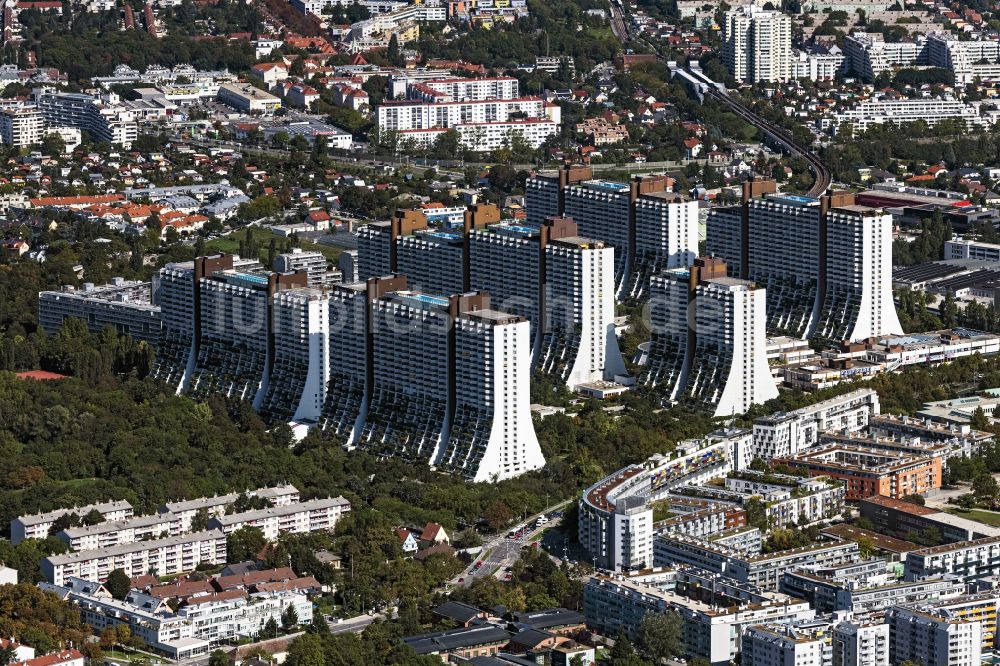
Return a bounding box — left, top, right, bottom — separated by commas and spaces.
450, 500, 571, 588
328, 612, 381, 635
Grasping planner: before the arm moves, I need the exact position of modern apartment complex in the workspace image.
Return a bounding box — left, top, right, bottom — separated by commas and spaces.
775, 444, 942, 500
38, 279, 161, 344
376, 90, 559, 150
148, 254, 544, 481
272, 249, 338, 287
832, 96, 989, 134
578, 430, 751, 571
706, 183, 902, 342
722, 4, 792, 83
742, 621, 833, 666
0, 107, 44, 147
644, 257, 780, 416
31, 88, 138, 146
653, 533, 861, 590
886, 606, 983, 666
832, 622, 890, 666
524, 167, 698, 298
357, 208, 626, 389
845, 31, 1000, 84
44, 577, 312, 659
751, 389, 880, 460
258, 287, 329, 424
905, 536, 1000, 583
357, 287, 544, 481
584, 570, 815, 665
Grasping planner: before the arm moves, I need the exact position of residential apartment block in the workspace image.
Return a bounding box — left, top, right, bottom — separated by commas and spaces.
644, 257, 779, 416
207, 496, 351, 539
32, 88, 138, 147
905, 536, 1000, 583
11, 500, 134, 545
886, 606, 982, 666
584, 570, 815, 665
578, 430, 751, 571
357, 209, 626, 390
41, 529, 228, 586
723, 4, 792, 83
706, 184, 902, 342
525, 168, 698, 299
775, 444, 942, 500
751, 389, 880, 460
38, 279, 162, 344
160, 484, 300, 533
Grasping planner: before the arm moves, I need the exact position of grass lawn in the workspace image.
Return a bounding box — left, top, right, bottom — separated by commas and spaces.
946, 507, 1000, 527
205, 228, 343, 264
585, 26, 614, 40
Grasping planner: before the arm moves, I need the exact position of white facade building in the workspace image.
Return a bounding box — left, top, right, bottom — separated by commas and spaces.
751, 389, 880, 461
944, 236, 1000, 262
742, 622, 832, 666
542, 237, 626, 389
578, 430, 751, 571
260, 288, 330, 425
446, 310, 546, 481
377, 97, 546, 132
0, 107, 43, 147
31, 88, 137, 147
41, 529, 228, 586
832, 97, 988, 134
633, 192, 699, 299
887, 606, 982, 666
11, 500, 134, 545
160, 484, 300, 533
208, 497, 351, 539
645, 258, 779, 417
843, 32, 925, 79
409, 77, 520, 102
790, 50, 845, 81
817, 207, 903, 342
723, 4, 792, 83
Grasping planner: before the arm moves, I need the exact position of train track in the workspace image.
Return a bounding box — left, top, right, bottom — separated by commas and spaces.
704, 89, 832, 197
606, 0, 832, 197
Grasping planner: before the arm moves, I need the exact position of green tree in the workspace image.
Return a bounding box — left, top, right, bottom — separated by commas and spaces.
191, 507, 210, 531
82, 508, 104, 525
973, 472, 1000, 505
972, 406, 990, 430
226, 526, 266, 563
285, 633, 325, 666
263, 617, 280, 639
208, 650, 229, 666
40, 132, 66, 157
106, 568, 131, 600
386, 33, 404, 67
636, 611, 684, 662
611, 630, 636, 661
745, 497, 770, 532
281, 603, 299, 631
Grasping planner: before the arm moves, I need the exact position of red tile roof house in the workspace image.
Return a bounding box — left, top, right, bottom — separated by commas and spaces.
420, 522, 450, 545
13, 650, 84, 666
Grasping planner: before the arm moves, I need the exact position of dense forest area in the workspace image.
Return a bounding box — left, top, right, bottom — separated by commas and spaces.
415, 0, 620, 73
15, 8, 256, 81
